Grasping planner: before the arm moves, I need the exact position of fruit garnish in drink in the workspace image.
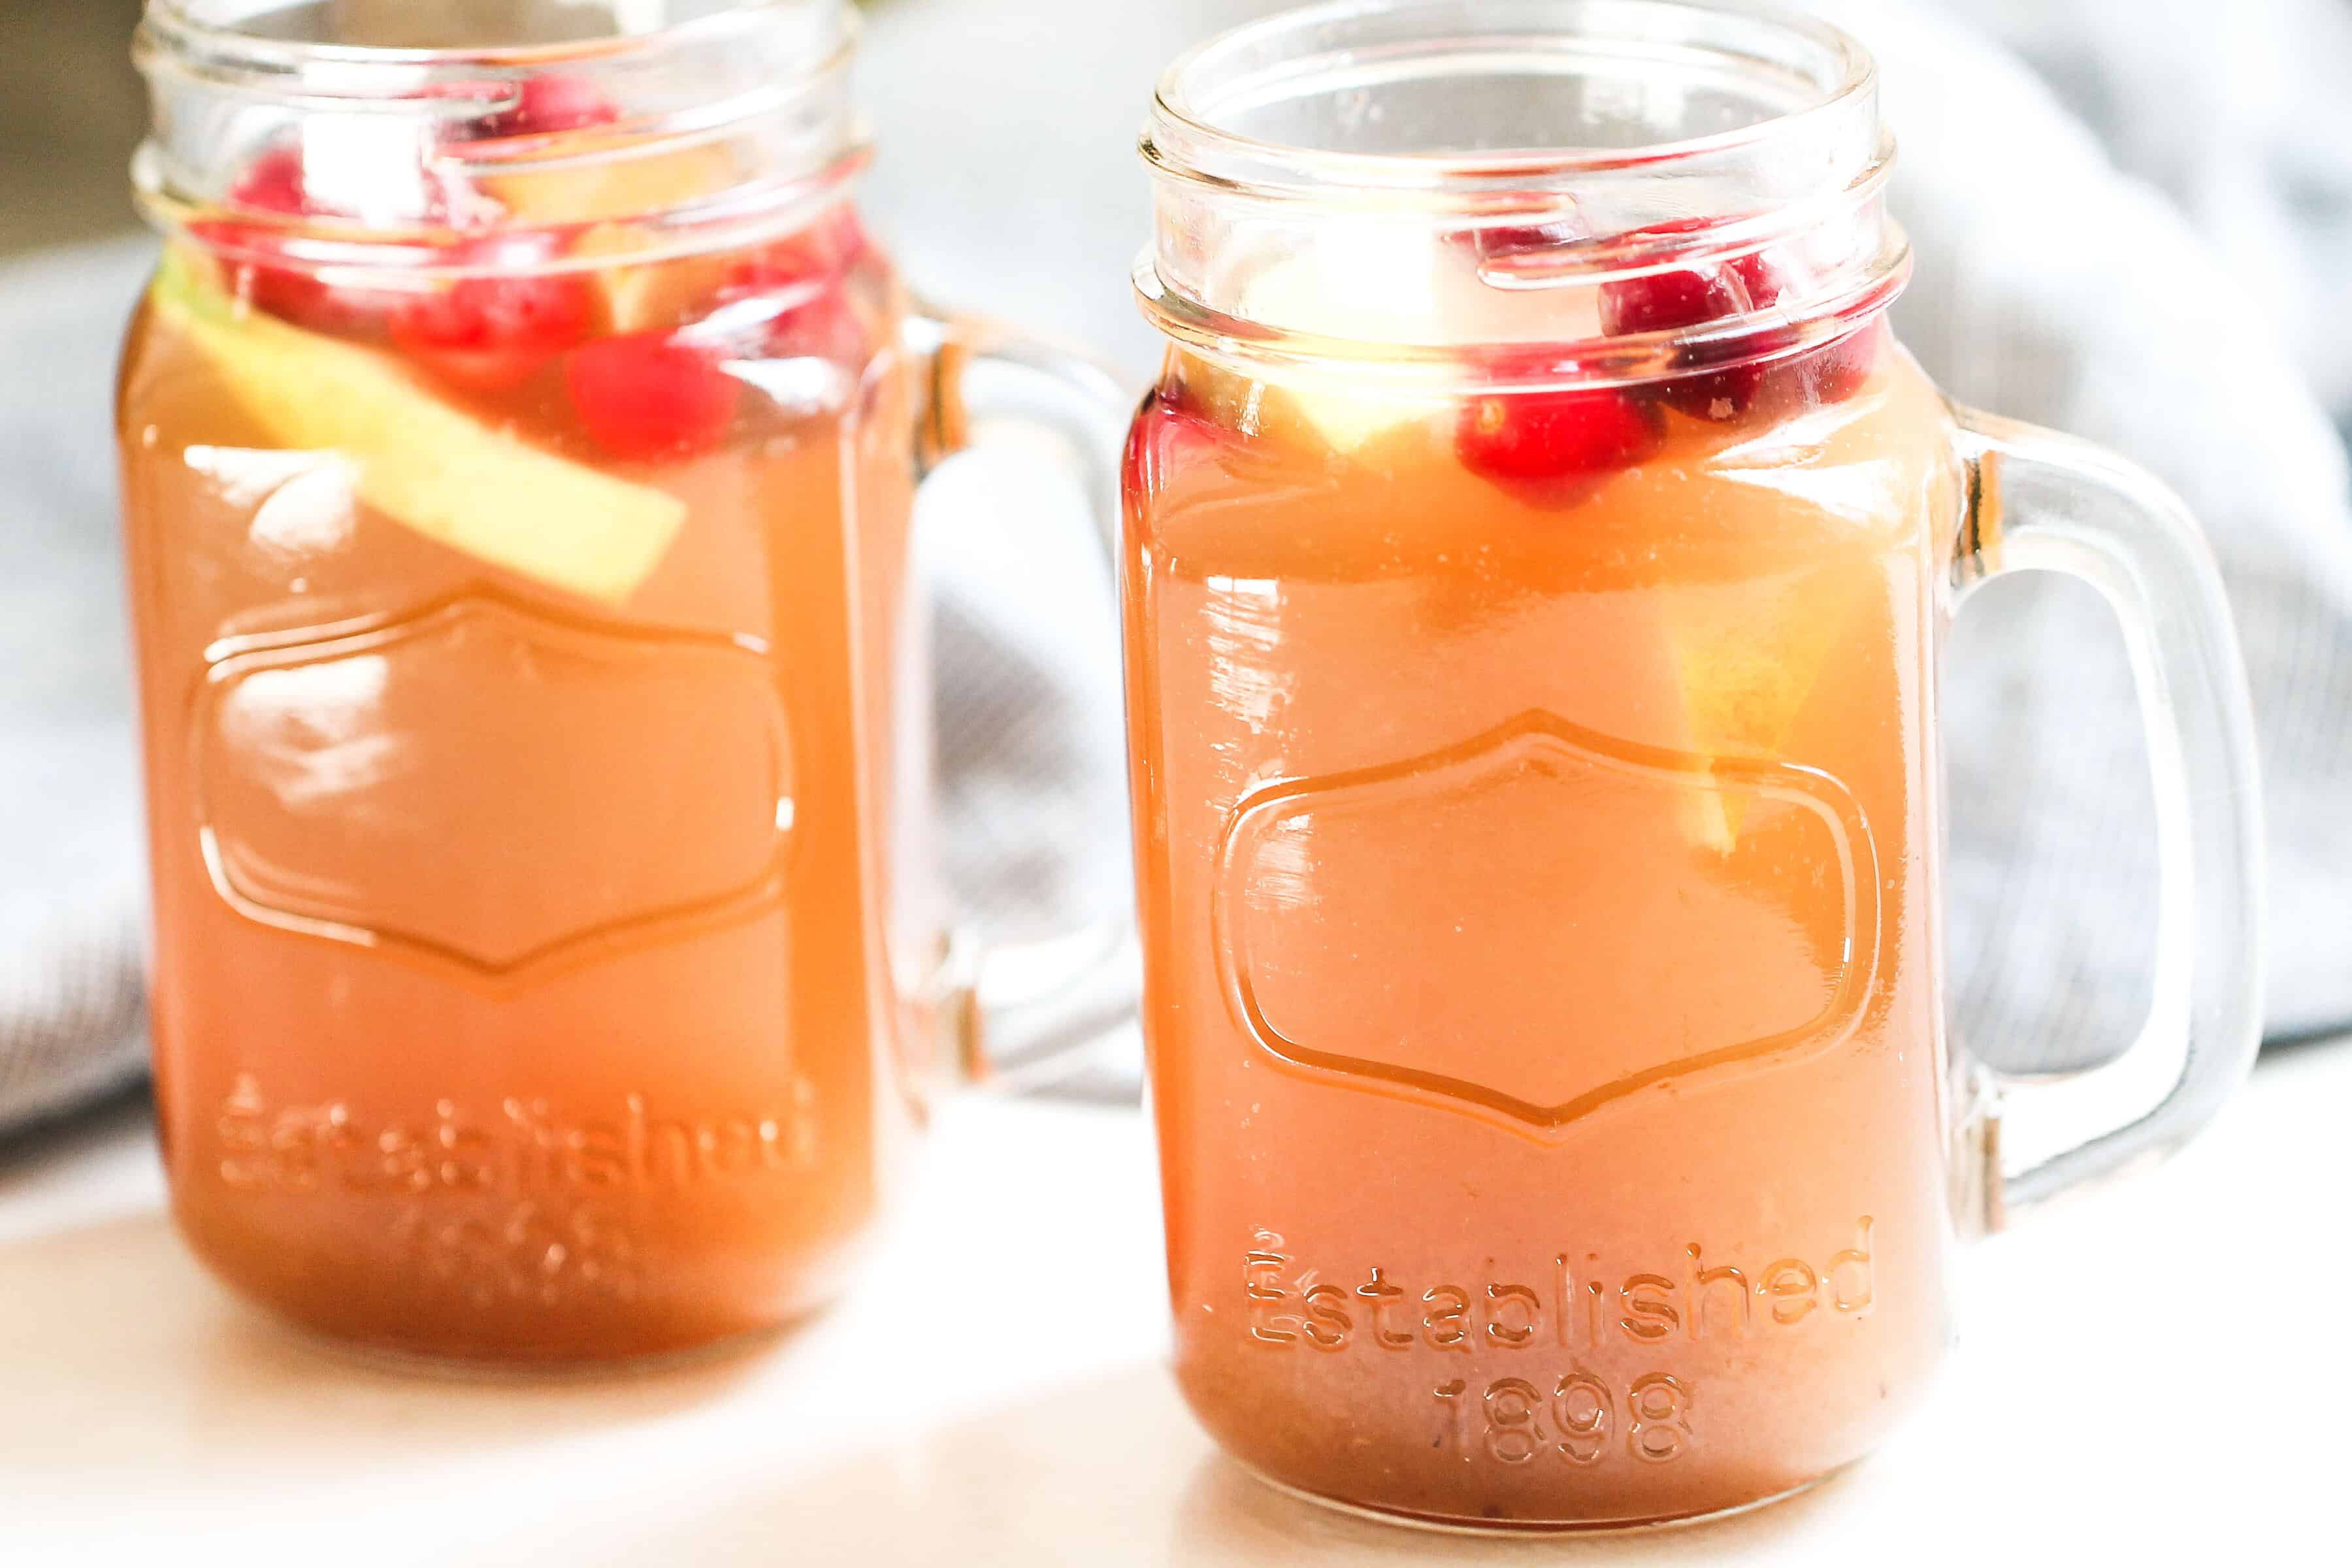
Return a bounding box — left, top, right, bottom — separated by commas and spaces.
1229, 240, 1440, 454
1455, 206, 1592, 269
1124, 381, 1235, 499
483, 143, 742, 227
1454, 374, 1665, 501
568, 225, 734, 335
715, 221, 874, 366
1597, 221, 1787, 423
474, 73, 621, 139
565, 332, 743, 461
1788, 320, 1884, 404
483, 136, 745, 333
1590, 217, 1885, 429
193, 147, 391, 336
150, 246, 685, 604
387, 262, 595, 391
1661, 561, 1878, 851
1160, 351, 1437, 461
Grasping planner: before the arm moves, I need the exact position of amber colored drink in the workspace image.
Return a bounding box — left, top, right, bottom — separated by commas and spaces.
118, 144, 929, 1360
1124, 308, 1968, 1524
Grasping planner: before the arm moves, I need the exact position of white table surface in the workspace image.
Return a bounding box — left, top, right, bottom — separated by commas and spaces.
2, 1041, 2344, 1565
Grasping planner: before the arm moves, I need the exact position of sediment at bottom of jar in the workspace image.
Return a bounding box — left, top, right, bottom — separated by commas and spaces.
168, 1194, 877, 1367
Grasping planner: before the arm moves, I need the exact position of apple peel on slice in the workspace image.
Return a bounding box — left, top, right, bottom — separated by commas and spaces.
151, 246, 687, 606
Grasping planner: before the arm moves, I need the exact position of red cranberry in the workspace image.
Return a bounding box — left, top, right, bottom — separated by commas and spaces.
1592, 219, 1842, 425
1728, 248, 1798, 308
191, 148, 383, 334
232, 146, 310, 216
1597, 222, 1780, 423
565, 333, 742, 461
712, 213, 875, 363
768, 287, 867, 365
1454, 208, 1592, 270
1598, 264, 1746, 339
730, 210, 871, 289
1123, 384, 1231, 499
481, 74, 620, 138
717, 261, 866, 365
1810, 320, 1884, 400
1456, 375, 1664, 500
389, 270, 595, 391
1761, 319, 1884, 409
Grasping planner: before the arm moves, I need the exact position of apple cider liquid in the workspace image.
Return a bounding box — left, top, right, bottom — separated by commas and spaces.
118, 3, 936, 1362
1127, 325, 1963, 1525
1122, 1, 1987, 1527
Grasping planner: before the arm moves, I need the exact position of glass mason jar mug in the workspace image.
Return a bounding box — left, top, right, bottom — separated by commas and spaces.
117, 0, 1126, 1365
1123, 0, 2264, 1531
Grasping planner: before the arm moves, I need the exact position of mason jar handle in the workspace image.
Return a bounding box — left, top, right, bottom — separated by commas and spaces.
1948, 406, 2264, 1228
906, 304, 1139, 1093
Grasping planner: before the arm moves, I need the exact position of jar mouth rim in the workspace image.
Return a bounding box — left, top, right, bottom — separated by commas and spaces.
142, 0, 838, 76
1144, 0, 1875, 201
1131, 233, 1911, 385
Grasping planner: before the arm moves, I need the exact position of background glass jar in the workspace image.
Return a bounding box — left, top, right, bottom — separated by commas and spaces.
1123, 0, 2264, 1531
118, 0, 1127, 1365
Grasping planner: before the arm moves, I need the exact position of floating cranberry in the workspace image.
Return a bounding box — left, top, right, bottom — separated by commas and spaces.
768, 286, 868, 366
389, 272, 595, 391
1809, 320, 1884, 400
716, 263, 866, 365
714, 216, 875, 365
1123, 384, 1232, 499
1451, 208, 1593, 270
1456, 378, 1663, 499
191, 148, 381, 334
1728, 247, 1798, 309
232, 146, 310, 217
728, 210, 872, 291
1762, 319, 1884, 410
1596, 225, 1773, 423
1592, 219, 1837, 424
1598, 264, 1746, 340
566, 332, 742, 461
481, 74, 620, 138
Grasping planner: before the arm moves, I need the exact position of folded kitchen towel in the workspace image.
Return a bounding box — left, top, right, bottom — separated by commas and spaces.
0, 239, 153, 1134
4, 0, 2349, 1136
1823, 0, 2352, 1064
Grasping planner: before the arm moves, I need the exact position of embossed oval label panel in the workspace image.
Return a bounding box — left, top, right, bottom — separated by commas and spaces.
1214, 711, 1880, 1136
195, 594, 792, 976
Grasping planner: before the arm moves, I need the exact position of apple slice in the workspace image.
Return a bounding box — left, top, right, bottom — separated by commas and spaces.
484, 143, 742, 227
487, 144, 744, 336
1233, 237, 1437, 455
1661, 561, 1878, 851
569, 223, 735, 335
150, 246, 687, 605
